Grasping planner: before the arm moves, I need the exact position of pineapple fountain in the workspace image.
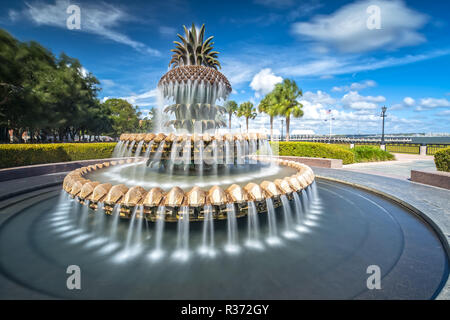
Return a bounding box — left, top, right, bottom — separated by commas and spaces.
0, 24, 446, 300
61, 24, 316, 258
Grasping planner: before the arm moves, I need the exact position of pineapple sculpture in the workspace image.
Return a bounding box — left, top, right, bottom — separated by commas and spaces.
158, 24, 232, 133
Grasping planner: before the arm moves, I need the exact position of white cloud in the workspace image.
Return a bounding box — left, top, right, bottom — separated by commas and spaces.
254, 88, 427, 134
77, 66, 89, 78
436, 110, 450, 116
341, 91, 385, 110
391, 96, 450, 111
250, 68, 283, 98
291, 0, 428, 53
278, 50, 450, 78
302, 91, 336, 105
391, 96, 415, 110
403, 97, 415, 106
8, 9, 19, 22
103, 88, 159, 107
350, 80, 376, 90
332, 80, 377, 92
221, 58, 259, 87
11, 0, 160, 55
419, 98, 450, 108
120, 89, 159, 106
101, 79, 116, 88
159, 26, 176, 37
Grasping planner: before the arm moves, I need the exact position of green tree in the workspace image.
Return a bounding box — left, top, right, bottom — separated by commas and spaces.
258, 93, 279, 140
237, 102, 257, 133
273, 79, 303, 141
0, 29, 57, 140
103, 98, 141, 137
0, 29, 105, 143
137, 108, 156, 133
224, 100, 238, 130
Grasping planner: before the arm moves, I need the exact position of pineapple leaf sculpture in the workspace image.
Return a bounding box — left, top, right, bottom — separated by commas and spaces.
169, 23, 221, 69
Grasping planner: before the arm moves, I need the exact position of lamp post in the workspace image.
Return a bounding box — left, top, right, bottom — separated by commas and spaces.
281, 119, 284, 141
325, 109, 335, 143
380, 106, 387, 145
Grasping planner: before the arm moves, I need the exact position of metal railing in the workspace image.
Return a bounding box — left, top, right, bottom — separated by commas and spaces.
274, 137, 450, 155
386, 144, 420, 154
287, 135, 412, 144
426, 144, 449, 155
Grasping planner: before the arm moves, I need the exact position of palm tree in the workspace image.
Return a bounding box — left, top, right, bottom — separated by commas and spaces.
224, 100, 238, 131
274, 79, 303, 141
237, 102, 257, 133
258, 93, 278, 140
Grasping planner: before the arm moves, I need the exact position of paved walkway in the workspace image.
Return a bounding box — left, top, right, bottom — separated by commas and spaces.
342, 153, 436, 180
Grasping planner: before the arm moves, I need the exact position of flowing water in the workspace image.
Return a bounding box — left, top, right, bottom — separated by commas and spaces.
125, 141, 136, 158
112, 141, 124, 158
281, 195, 297, 239
246, 201, 261, 249
173, 206, 190, 260
225, 203, 239, 253
148, 141, 165, 167
265, 198, 280, 245
200, 205, 215, 256
293, 192, 304, 224
151, 206, 166, 260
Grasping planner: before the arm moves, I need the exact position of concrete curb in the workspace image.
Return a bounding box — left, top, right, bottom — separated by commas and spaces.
411, 170, 450, 190
0, 179, 63, 203
275, 156, 343, 168
0, 158, 123, 182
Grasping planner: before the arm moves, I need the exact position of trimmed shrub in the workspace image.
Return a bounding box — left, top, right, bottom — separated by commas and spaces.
271, 141, 355, 164
351, 145, 395, 163
0, 143, 117, 169
434, 147, 450, 172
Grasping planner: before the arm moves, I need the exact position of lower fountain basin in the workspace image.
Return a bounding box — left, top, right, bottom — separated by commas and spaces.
86, 161, 295, 190
0, 179, 447, 299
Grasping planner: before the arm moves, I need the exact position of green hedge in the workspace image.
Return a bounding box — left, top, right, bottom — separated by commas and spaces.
351, 146, 395, 163
272, 141, 355, 164
434, 147, 450, 172
0, 143, 117, 169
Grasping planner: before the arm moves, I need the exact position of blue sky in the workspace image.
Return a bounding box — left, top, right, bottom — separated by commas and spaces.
1, 0, 450, 135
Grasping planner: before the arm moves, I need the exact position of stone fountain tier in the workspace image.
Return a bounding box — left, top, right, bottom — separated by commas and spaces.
158, 65, 232, 94
119, 132, 271, 171
119, 132, 268, 143
157, 65, 232, 132
62, 158, 315, 222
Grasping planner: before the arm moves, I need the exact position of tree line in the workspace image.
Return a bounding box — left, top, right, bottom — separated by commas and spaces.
0, 29, 151, 143
225, 79, 304, 141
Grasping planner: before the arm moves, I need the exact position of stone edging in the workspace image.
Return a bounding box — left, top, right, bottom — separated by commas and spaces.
411, 170, 450, 190
62, 158, 315, 222
0, 158, 125, 182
